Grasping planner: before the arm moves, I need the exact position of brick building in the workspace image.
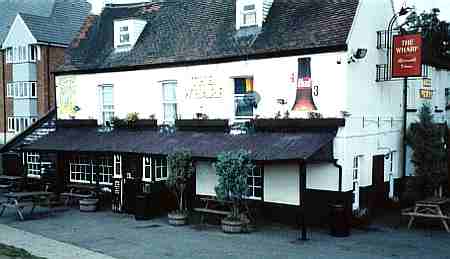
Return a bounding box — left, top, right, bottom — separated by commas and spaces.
0, 0, 91, 144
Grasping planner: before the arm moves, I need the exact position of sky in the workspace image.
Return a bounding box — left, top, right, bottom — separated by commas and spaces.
87, 0, 450, 21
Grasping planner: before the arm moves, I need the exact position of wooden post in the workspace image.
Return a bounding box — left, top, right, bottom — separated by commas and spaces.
299, 160, 307, 241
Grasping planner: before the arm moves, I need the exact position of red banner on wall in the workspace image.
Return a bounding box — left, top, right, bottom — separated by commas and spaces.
392, 34, 422, 78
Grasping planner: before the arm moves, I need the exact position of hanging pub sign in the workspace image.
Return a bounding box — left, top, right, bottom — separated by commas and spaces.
392, 34, 422, 78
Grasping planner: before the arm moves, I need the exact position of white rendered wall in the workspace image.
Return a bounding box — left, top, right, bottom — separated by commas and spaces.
333, 0, 403, 192
194, 161, 306, 206
195, 161, 218, 196
306, 163, 339, 191
264, 164, 299, 206
56, 52, 346, 122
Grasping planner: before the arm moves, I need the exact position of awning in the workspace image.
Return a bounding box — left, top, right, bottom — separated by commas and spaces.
18, 127, 336, 162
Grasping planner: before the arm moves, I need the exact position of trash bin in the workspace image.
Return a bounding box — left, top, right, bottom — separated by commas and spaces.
329, 203, 350, 237
135, 194, 151, 220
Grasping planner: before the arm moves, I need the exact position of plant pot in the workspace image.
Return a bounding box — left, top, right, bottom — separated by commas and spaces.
168, 212, 188, 226
79, 198, 99, 212
221, 218, 243, 233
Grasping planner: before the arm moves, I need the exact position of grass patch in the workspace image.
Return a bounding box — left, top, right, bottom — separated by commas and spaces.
0, 243, 46, 259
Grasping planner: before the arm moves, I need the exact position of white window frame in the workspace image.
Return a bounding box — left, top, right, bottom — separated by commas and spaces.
388, 151, 396, 199
154, 157, 169, 181
247, 165, 263, 200
234, 77, 255, 119
26, 152, 42, 178
119, 25, 130, 45
352, 155, 362, 211
70, 158, 93, 184
96, 157, 114, 186
6, 82, 37, 98
70, 156, 114, 185
242, 4, 257, 27
5, 48, 12, 63
114, 154, 122, 179
142, 156, 169, 182
99, 84, 114, 125
29, 45, 39, 62
142, 156, 152, 182
6, 83, 13, 97
7, 116, 37, 133
7, 117, 15, 132
162, 81, 177, 124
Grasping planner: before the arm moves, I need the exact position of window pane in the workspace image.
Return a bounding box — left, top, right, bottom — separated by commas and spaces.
163, 82, 176, 101
120, 34, 130, 43
162, 165, 167, 178
243, 12, 256, 25
31, 83, 36, 97
164, 104, 177, 122
234, 79, 246, 94
102, 86, 113, 105
30, 46, 35, 60
254, 177, 262, 187
235, 97, 253, 117
145, 166, 150, 179
254, 187, 262, 198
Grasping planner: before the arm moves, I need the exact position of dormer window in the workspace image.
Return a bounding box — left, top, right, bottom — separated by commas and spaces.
236, 0, 274, 30
114, 19, 147, 52
119, 26, 130, 45
242, 4, 256, 27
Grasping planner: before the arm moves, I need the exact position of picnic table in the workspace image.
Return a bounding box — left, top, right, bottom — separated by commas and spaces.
0, 176, 24, 192
0, 191, 53, 220
402, 197, 450, 233
60, 184, 96, 206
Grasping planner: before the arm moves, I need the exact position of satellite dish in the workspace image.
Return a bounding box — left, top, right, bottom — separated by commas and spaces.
250, 91, 261, 105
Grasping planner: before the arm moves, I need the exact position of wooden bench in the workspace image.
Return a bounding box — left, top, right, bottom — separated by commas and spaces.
193, 208, 231, 216
194, 197, 233, 224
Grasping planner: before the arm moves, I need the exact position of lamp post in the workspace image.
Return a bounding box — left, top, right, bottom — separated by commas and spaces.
386, 6, 412, 180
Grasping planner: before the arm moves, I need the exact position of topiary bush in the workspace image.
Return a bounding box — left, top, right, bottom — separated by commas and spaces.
167, 149, 194, 214
214, 150, 254, 220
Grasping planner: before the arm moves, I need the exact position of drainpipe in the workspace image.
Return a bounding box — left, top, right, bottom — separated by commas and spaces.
2, 51, 6, 145
333, 159, 343, 192
47, 46, 51, 111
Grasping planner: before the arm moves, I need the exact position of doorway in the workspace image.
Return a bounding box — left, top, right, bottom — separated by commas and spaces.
371, 155, 386, 215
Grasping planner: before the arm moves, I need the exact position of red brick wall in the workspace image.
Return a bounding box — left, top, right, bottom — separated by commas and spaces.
0, 45, 66, 135
36, 45, 66, 116
0, 51, 13, 133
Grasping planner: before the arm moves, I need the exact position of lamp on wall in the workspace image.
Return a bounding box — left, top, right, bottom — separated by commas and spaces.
347, 48, 368, 63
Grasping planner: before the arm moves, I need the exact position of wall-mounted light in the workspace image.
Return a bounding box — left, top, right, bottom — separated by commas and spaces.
348, 48, 368, 63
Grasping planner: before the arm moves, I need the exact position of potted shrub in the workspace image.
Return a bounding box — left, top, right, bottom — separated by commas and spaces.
166, 150, 194, 226
214, 150, 254, 233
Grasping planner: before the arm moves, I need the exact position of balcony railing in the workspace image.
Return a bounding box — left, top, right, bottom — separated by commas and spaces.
376, 64, 432, 82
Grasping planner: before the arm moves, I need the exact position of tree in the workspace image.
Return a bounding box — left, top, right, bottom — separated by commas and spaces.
406, 104, 447, 197
214, 150, 254, 220
400, 8, 443, 37
399, 8, 450, 58
167, 150, 194, 214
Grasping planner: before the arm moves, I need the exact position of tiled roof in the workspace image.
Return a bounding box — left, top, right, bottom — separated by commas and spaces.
20, 127, 335, 162
61, 0, 359, 73
0, 0, 91, 45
